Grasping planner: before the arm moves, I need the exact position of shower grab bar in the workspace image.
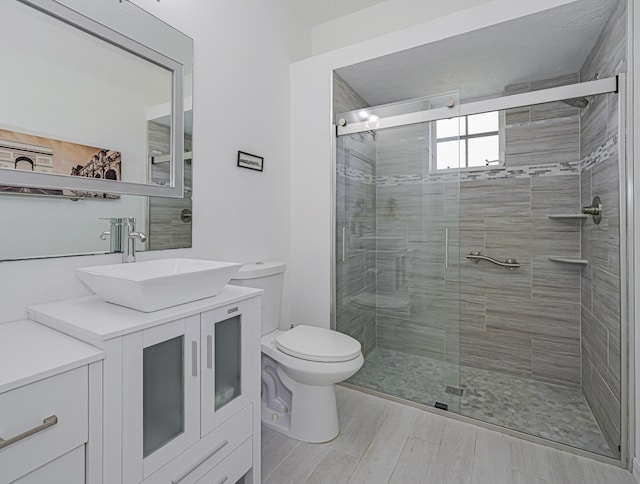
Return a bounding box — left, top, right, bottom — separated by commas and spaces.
466, 251, 520, 271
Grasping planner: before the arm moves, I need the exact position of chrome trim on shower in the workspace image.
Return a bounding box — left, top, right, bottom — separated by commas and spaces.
330, 119, 338, 332
466, 251, 520, 270
616, 72, 630, 470
337, 76, 618, 136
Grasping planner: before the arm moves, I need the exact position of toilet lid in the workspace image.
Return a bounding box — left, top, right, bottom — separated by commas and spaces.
274, 325, 361, 363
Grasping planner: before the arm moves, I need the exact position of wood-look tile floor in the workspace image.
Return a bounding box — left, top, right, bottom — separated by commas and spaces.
261, 386, 634, 484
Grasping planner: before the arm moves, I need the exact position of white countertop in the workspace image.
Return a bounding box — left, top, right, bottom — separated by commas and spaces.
0, 320, 104, 394
27, 284, 262, 347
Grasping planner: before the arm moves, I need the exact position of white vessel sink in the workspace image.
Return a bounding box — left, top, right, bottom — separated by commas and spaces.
75, 258, 242, 312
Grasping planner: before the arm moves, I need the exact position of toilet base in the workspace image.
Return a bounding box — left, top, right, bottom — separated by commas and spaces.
260, 333, 363, 444
262, 377, 339, 443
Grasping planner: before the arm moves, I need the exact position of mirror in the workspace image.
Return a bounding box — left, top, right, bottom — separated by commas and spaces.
0, 0, 193, 260
0, 0, 192, 197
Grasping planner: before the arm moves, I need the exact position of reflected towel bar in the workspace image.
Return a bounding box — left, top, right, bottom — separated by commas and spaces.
466, 251, 520, 270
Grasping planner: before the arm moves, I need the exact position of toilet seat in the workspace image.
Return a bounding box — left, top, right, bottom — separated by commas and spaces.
274, 325, 361, 363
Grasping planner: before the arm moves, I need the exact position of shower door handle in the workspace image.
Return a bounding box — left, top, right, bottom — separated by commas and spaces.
445, 227, 449, 269
342, 225, 346, 262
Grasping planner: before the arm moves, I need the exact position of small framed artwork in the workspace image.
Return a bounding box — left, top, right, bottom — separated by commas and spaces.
237, 151, 263, 172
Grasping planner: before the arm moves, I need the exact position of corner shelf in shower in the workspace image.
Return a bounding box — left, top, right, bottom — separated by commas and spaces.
547, 214, 588, 220
548, 256, 588, 265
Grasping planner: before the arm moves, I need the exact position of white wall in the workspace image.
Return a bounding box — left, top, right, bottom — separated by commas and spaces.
130, 0, 310, 330
312, 0, 497, 55
0, 0, 310, 324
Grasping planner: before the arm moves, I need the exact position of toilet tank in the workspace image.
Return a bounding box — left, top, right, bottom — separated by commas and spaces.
229, 261, 286, 335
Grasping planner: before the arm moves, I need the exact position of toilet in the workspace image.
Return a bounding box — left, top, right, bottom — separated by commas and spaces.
230, 261, 364, 443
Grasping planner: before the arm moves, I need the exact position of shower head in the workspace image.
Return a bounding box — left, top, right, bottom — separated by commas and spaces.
562, 97, 590, 109
560, 73, 597, 109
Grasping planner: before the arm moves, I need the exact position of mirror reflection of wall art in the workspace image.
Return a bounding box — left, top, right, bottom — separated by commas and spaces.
0, 128, 121, 198
237, 151, 264, 172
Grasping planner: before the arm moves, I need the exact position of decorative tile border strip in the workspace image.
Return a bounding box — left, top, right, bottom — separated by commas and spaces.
336, 163, 376, 185
376, 160, 580, 186
338, 135, 616, 187
377, 174, 423, 186
580, 135, 617, 172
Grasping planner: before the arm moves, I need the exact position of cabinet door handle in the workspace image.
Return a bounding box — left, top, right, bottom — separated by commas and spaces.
192, 340, 198, 377
207, 335, 213, 369
215, 476, 228, 484
171, 440, 229, 483
0, 415, 58, 450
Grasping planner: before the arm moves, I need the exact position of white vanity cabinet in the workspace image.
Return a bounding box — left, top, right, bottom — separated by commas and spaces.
28, 285, 262, 484
200, 303, 253, 435
0, 320, 104, 484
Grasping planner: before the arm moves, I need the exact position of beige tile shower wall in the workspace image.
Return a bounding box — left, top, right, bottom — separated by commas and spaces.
334, 74, 378, 355
579, 0, 625, 457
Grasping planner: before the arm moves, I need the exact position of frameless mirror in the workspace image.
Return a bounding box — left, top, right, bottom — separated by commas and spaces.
0, 0, 193, 260
0, 0, 191, 197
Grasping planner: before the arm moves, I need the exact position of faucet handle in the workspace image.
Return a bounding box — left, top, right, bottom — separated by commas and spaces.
99, 230, 110, 240
129, 231, 148, 243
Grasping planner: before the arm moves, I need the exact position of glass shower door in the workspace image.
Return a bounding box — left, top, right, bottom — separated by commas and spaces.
335, 109, 462, 412
334, 76, 624, 460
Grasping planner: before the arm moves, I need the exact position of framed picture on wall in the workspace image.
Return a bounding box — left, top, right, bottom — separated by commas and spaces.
0, 127, 121, 198
237, 151, 263, 172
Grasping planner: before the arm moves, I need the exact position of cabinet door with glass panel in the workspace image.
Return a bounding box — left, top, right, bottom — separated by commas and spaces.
200, 300, 254, 436
122, 315, 201, 482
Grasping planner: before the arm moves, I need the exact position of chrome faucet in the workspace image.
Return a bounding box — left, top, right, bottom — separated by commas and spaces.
123, 217, 148, 263
99, 217, 124, 253
99, 217, 148, 263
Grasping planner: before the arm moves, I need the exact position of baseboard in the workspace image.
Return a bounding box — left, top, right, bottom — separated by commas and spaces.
633, 457, 640, 483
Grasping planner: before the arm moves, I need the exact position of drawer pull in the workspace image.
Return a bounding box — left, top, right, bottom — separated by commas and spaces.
0, 415, 58, 450
171, 439, 229, 483
215, 476, 228, 484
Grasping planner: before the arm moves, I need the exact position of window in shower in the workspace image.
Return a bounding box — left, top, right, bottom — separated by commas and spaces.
433, 111, 502, 170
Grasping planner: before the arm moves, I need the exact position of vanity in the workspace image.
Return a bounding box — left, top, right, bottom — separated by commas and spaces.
0, 320, 104, 483
20, 284, 262, 484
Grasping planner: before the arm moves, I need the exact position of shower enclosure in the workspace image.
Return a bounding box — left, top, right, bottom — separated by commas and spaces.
333, 74, 627, 462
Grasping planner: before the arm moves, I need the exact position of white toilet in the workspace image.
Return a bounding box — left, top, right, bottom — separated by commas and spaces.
230, 261, 364, 443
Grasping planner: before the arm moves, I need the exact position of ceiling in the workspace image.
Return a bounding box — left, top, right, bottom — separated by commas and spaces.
335, 0, 618, 107
284, 0, 387, 27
